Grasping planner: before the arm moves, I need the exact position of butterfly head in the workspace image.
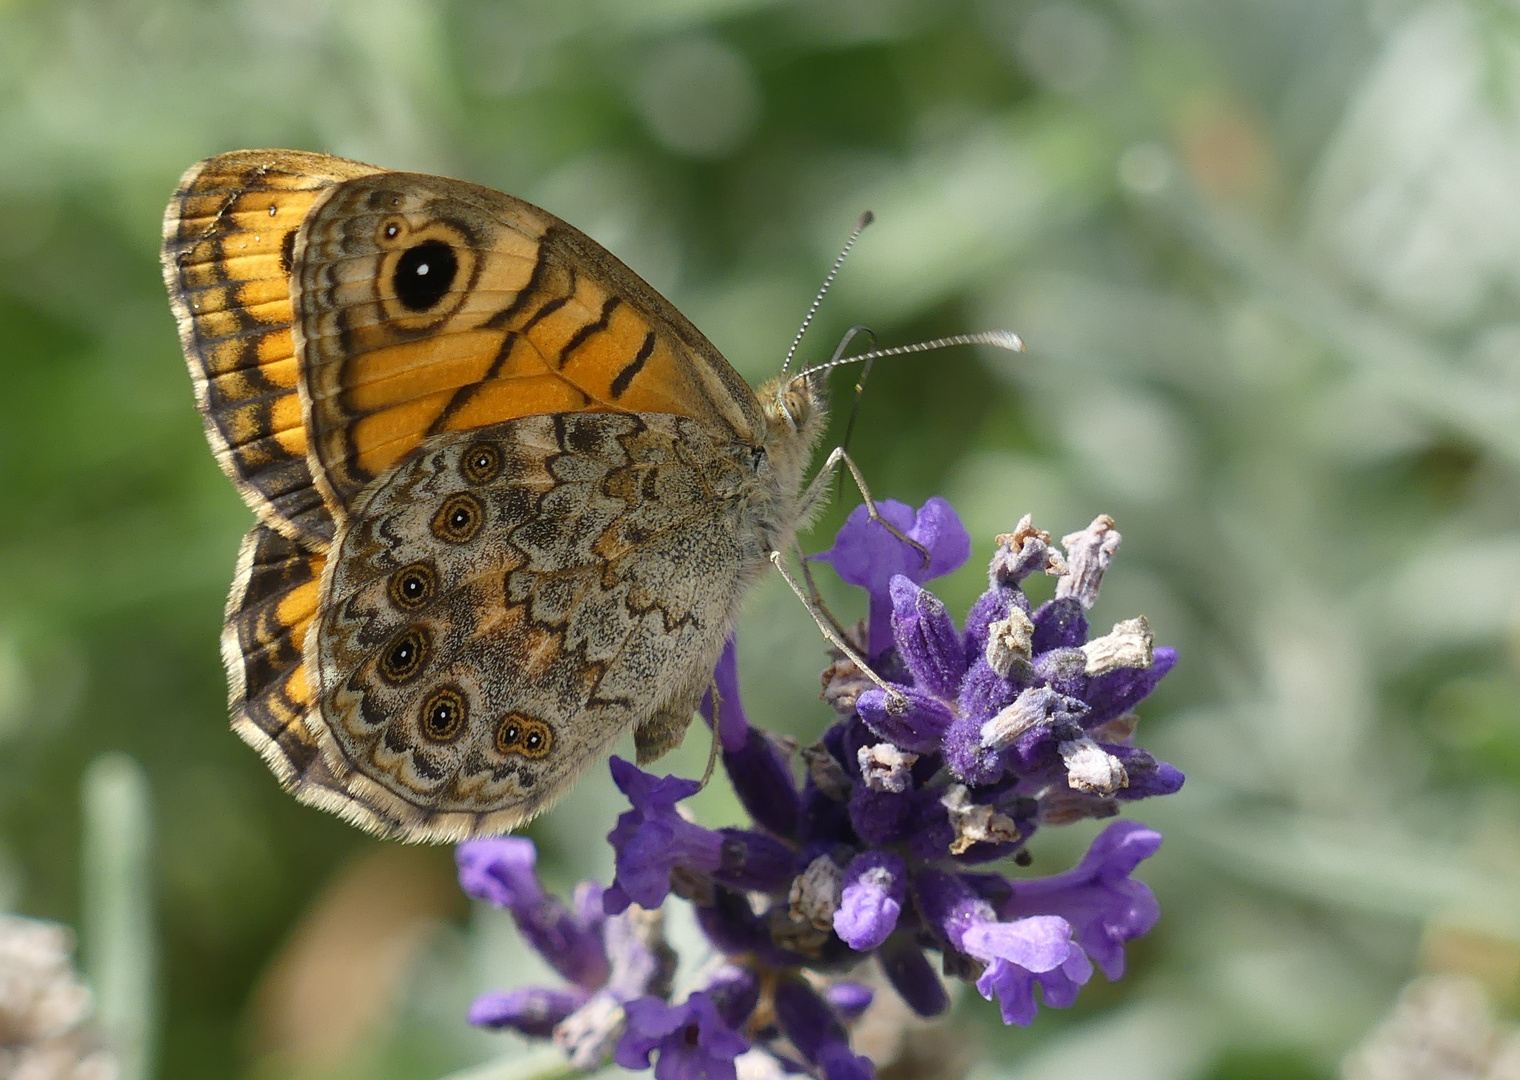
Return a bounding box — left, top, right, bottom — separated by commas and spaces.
756, 372, 828, 492
768, 370, 825, 433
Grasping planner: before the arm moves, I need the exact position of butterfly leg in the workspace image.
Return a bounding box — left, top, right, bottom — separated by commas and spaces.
768, 550, 906, 710
802, 447, 931, 567
794, 541, 852, 644
699, 679, 724, 790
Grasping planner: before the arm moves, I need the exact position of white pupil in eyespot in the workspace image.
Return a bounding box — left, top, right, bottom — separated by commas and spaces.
416, 263, 429, 275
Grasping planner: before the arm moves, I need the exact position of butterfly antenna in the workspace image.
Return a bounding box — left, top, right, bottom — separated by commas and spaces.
797, 330, 1025, 380
780, 211, 875, 377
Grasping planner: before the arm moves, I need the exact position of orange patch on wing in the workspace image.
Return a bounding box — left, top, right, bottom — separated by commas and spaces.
258, 350, 299, 389
439, 375, 596, 431
351, 394, 456, 479
284, 662, 315, 708
270, 395, 307, 454
275, 578, 321, 649
343, 333, 503, 412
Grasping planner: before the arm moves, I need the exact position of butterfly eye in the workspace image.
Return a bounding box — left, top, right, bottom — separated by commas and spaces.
461, 443, 501, 484
388, 562, 436, 610
380, 627, 430, 683
394, 239, 458, 312
496, 714, 553, 759
420, 687, 467, 742
431, 493, 484, 543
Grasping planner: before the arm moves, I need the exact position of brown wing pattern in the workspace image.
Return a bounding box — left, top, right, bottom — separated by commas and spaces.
162, 150, 380, 548
306, 412, 761, 841
293, 171, 766, 509
222, 525, 327, 784
225, 525, 415, 832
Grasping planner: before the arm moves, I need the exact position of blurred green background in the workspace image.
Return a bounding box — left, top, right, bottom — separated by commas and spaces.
3, 0, 1520, 1077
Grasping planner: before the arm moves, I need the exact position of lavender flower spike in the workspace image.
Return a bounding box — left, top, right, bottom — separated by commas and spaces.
459, 498, 1186, 1078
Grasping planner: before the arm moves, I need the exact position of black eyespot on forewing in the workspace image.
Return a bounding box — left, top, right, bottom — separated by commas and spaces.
420, 686, 467, 742
461, 442, 501, 485
379, 627, 430, 683
431, 493, 484, 543
394, 239, 457, 312
388, 561, 437, 610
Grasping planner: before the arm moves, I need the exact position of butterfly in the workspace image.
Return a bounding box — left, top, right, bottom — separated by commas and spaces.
160, 149, 840, 843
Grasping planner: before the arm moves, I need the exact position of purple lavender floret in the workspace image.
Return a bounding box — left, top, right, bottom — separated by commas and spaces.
457, 838, 608, 988
811, 497, 971, 656
616, 992, 750, 1080
602, 757, 795, 915
458, 500, 1183, 1080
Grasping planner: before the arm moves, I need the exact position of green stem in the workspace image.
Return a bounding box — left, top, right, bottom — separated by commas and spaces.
81, 753, 156, 1080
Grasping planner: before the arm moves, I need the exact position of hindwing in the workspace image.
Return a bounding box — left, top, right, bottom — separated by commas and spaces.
305, 413, 760, 841
162, 150, 381, 548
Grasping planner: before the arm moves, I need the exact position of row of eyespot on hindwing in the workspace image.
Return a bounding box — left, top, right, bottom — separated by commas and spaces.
365, 437, 554, 763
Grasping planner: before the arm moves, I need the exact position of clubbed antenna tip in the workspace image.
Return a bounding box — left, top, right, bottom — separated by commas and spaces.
797, 330, 1025, 380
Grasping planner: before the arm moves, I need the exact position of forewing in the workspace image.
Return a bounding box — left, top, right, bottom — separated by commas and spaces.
292, 171, 766, 510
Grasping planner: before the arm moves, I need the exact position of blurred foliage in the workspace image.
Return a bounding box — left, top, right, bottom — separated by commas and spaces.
2, 0, 1520, 1077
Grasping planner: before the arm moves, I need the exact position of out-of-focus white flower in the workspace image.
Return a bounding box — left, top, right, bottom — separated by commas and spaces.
0, 915, 116, 1080
1343, 974, 1520, 1080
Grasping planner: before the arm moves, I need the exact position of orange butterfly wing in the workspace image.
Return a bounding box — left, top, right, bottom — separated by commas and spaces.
161, 150, 382, 548
291, 169, 768, 509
